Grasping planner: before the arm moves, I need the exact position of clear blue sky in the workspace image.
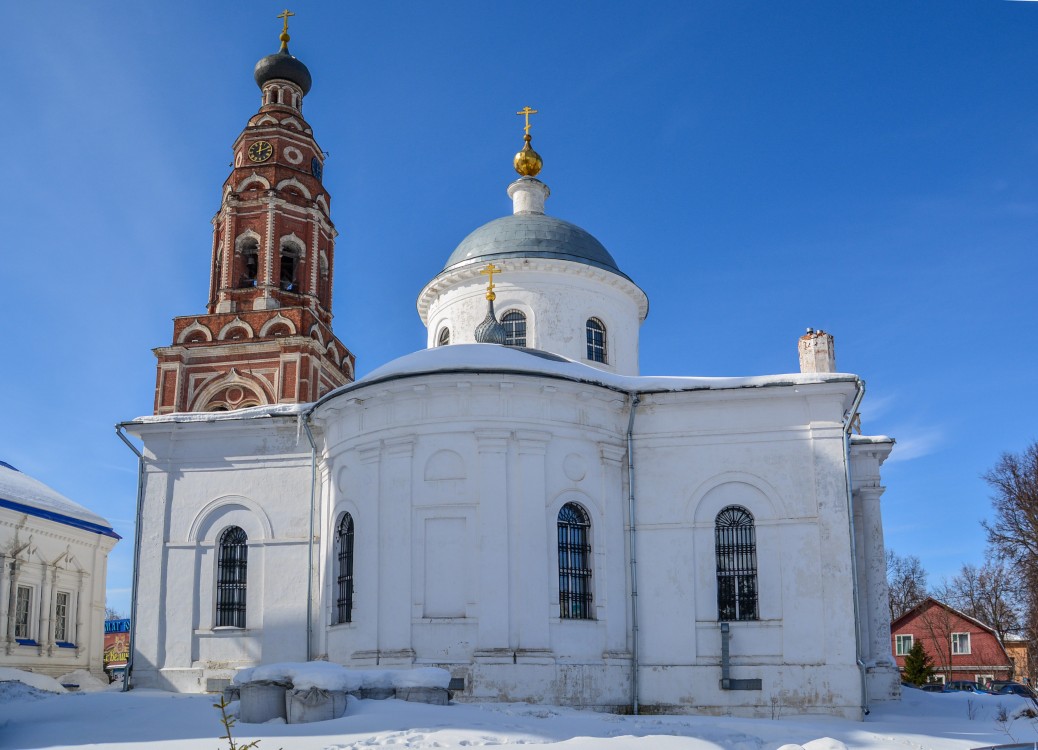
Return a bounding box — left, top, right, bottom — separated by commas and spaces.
4, 1, 1037, 615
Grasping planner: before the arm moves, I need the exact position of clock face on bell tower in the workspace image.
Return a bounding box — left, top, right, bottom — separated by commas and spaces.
247, 141, 273, 162
151, 16, 354, 415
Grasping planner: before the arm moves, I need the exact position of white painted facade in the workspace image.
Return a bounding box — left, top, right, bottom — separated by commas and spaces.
0, 463, 119, 682
124, 170, 900, 718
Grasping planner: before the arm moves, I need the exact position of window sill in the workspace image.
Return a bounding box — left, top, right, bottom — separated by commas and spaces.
56, 641, 77, 649
15, 638, 38, 646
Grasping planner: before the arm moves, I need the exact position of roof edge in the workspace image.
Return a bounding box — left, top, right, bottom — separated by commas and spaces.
0, 497, 120, 539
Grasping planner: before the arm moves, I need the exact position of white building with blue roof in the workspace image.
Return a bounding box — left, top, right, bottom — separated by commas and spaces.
0, 461, 119, 681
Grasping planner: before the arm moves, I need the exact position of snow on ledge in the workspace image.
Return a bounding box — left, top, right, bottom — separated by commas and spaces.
231, 662, 450, 692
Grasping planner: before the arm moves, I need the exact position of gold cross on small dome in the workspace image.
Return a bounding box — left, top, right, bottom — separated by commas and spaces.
516, 106, 538, 136
480, 263, 501, 301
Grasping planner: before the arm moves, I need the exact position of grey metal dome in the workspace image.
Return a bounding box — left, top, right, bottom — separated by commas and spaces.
254, 48, 312, 95
443, 213, 625, 277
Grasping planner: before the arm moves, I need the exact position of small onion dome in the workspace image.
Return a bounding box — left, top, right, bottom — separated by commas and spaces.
474, 299, 507, 344
254, 45, 312, 96
514, 134, 542, 177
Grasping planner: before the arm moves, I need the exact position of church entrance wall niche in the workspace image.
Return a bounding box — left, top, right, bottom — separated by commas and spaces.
547, 490, 604, 623
688, 478, 788, 661
188, 498, 271, 642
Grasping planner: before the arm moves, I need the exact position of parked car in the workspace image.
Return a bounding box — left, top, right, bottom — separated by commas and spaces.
991, 682, 1038, 701
946, 680, 988, 693
920, 683, 948, 692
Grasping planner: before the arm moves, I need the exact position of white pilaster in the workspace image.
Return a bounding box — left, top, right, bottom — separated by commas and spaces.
514, 430, 552, 657
474, 429, 511, 656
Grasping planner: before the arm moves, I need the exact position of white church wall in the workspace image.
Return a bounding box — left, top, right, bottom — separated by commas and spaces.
128, 363, 889, 717
130, 419, 313, 692
628, 384, 864, 715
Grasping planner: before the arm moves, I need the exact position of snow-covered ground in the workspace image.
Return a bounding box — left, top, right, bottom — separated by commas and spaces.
1, 672, 1035, 750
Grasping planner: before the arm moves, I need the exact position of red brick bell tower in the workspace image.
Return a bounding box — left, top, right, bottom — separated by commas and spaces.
153, 17, 354, 414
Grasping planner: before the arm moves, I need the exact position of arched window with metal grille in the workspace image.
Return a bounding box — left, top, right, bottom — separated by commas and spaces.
558, 502, 593, 619
437, 327, 450, 347
335, 512, 355, 624
586, 318, 606, 363
216, 526, 248, 628
501, 310, 527, 347
714, 505, 759, 621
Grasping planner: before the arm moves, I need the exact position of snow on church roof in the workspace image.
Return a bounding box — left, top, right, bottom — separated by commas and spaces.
0, 461, 118, 538
128, 344, 861, 427
351, 344, 860, 395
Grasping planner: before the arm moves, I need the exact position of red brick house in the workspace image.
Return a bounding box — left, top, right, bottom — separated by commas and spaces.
891, 597, 1013, 685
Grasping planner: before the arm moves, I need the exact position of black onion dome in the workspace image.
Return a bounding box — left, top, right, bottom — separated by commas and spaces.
254, 47, 312, 95
474, 299, 507, 344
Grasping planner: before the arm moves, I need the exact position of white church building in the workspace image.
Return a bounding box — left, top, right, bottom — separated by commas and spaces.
120, 25, 900, 719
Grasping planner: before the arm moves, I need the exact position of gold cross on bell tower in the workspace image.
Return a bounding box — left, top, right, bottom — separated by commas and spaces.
480, 263, 501, 301
516, 106, 538, 136
277, 9, 295, 50
277, 9, 295, 32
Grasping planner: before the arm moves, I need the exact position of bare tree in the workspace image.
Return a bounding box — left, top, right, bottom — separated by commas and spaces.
917, 601, 955, 682
983, 442, 1038, 564
105, 604, 125, 621
936, 558, 1021, 643
888, 550, 928, 622
982, 442, 1038, 684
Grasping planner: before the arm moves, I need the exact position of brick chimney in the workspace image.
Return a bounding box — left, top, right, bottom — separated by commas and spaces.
798, 328, 836, 373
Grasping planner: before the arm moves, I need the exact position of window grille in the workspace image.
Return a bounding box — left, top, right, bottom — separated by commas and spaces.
715, 505, 759, 621
558, 503, 593, 619
54, 592, 70, 641
437, 327, 450, 347
216, 526, 248, 628
14, 586, 31, 638
586, 318, 606, 363
502, 311, 527, 347
336, 513, 355, 624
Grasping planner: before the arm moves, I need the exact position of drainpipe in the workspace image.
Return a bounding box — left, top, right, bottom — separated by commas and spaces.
302, 416, 319, 663
115, 425, 145, 692
842, 379, 869, 716
626, 393, 640, 715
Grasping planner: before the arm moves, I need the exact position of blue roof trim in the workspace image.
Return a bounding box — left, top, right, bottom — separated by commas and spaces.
0, 498, 120, 539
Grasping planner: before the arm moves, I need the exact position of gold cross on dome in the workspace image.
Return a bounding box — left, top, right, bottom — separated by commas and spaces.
277, 9, 295, 34
516, 106, 538, 136
480, 262, 501, 300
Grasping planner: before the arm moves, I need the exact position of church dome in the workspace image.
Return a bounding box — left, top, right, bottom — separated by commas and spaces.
443, 213, 625, 277
254, 48, 312, 95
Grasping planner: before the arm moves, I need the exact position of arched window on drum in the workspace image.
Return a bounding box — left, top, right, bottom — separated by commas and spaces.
586, 318, 606, 363
501, 310, 527, 347
714, 505, 758, 621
